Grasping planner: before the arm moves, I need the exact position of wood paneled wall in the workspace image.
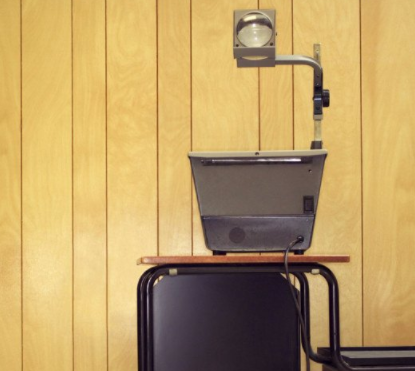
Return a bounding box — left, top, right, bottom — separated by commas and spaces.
362, 0, 415, 346
0, 0, 414, 370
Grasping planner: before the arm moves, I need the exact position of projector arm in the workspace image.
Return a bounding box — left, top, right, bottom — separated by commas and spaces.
274, 54, 330, 122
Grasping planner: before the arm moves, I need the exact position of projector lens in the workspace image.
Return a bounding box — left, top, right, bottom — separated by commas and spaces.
236, 12, 273, 47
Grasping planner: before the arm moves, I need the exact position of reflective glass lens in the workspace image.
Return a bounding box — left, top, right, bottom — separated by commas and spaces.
236, 12, 273, 47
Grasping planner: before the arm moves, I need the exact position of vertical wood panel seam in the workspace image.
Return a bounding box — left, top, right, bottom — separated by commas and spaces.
258, 1, 261, 256
105, 0, 109, 367
291, 0, 295, 149
258, 67, 261, 150
257, 0, 260, 150
156, 0, 160, 257
71, 0, 74, 367
20, 0, 24, 368
359, 0, 365, 346
190, 0, 194, 256
71, 0, 75, 367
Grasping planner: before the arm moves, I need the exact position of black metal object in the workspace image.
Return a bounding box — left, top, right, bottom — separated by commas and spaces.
318, 347, 415, 368
138, 263, 336, 371
311, 140, 323, 150
137, 263, 415, 371
138, 265, 299, 371
314, 267, 415, 371
138, 264, 301, 371
294, 271, 332, 365
202, 215, 315, 252
189, 150, 327, 254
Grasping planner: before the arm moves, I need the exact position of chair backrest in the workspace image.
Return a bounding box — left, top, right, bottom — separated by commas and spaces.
138, 265, 300, 371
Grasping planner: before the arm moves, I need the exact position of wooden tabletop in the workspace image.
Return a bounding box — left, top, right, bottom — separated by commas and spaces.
138, 254, 350, 265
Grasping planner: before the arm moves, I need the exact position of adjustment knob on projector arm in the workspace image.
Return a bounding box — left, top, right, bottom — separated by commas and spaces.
323, 89, 330, 108
274, 53, 329, 123
273, 45, 330, 149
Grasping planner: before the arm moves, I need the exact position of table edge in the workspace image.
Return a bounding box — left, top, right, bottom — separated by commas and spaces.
137, 255, 350, 265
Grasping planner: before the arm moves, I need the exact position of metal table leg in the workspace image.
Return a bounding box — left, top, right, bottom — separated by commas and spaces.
138, 263, 415, 371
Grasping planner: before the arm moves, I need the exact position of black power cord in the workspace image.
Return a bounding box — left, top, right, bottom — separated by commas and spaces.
283, 236, 311, 371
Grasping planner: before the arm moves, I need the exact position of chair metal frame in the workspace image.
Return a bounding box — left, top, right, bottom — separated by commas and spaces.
137, 263, 415, 371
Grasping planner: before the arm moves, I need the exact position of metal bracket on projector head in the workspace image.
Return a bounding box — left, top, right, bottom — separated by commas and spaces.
236, 49, 330, 149
274, 48, 330, 121
273, 44, 330, 150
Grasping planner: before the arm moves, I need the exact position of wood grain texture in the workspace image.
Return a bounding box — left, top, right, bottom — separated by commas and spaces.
293, 0, 362, 365
139, 254, 350, 265
22, 0, 73, 370
362, 0, 415, 345
0, 1, 413, 367
191, 0, 260, 255
260, 0, 294, 150
73, 0, 107, 369
106, 0, 157, 369
0, 0, 21, 370
158, 0, 192, 256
